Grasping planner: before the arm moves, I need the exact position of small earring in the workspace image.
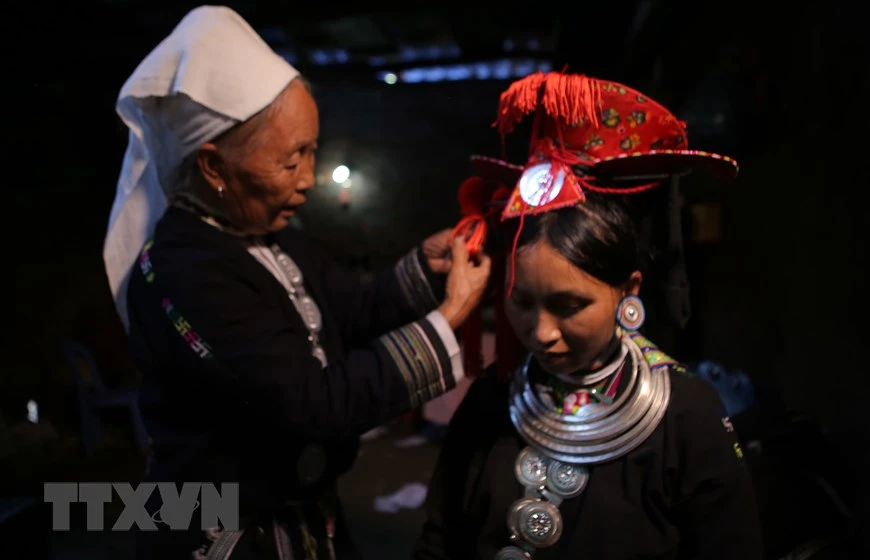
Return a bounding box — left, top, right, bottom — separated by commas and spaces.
217, 185, 224, 198
616, 295, 645, 332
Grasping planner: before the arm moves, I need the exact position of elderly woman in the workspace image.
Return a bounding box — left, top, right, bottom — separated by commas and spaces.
104, 7, 490, 559
414, 72, 764, 559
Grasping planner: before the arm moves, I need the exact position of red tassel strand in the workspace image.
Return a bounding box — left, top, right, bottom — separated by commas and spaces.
495, 72, 602, 134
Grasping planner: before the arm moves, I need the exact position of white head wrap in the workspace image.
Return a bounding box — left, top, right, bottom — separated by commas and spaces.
104, 5, 300, 330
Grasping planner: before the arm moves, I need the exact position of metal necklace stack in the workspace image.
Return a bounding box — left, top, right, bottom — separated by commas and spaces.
496, 335, 671, 559
266, 243, 328, 368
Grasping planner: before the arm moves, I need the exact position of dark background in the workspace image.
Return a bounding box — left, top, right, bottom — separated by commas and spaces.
4, 0, 868, 557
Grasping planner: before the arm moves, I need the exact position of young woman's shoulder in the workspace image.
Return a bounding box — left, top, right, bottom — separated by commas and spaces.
629, 333, 728, 424
667, 367, 729, 419
663, 365, 746, 467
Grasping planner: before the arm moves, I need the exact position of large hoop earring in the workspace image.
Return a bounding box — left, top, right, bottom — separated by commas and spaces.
616, 295, 645, 332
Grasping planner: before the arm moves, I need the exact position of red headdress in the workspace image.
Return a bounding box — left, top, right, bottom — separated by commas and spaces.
490, 71, 737, 200
452, 71, 738, 380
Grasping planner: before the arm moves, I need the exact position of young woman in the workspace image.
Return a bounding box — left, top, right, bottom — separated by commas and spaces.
414, 72, 764, 559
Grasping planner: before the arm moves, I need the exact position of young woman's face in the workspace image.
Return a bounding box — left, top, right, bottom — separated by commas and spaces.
504, 240, 640, 376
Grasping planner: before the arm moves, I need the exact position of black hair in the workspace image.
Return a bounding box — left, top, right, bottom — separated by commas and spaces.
499, 192, 642, 287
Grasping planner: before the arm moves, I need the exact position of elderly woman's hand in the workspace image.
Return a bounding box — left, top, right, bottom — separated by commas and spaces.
438, 236, 491, 330
421, 228, 454, 274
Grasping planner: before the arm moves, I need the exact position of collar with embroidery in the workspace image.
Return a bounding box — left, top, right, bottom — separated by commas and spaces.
535, 364, 624, 416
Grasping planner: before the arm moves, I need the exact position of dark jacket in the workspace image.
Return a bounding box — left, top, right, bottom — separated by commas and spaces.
127, 206, 459, 557
415, 364, 765, 560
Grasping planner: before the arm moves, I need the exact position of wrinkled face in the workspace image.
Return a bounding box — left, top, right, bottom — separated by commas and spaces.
504, 240, 640, 376
214, 80, 319, 234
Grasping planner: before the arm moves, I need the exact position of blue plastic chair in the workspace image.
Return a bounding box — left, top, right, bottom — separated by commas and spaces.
694, 360, 756, 417
60, 340, 149, 455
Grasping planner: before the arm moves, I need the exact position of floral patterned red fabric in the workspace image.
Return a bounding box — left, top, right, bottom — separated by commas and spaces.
481, 72, 738, 220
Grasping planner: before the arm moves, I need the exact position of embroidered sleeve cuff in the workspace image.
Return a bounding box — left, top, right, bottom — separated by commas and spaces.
394, 247, 442, 317
376, 314, 464, 409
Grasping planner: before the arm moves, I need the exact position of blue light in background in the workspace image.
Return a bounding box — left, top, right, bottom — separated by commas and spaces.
401, 68, 425, 83
308, 49, 352, 65
370, 44, 463, 66
492, 60, 513, 79
514, 59, 535, 76
310, 49, 331, 65
445, 65, 472, 81
424, 67, 447, 82
393, 59, 551, 84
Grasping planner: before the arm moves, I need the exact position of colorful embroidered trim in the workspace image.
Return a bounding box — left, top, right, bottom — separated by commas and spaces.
542, 365, 624, 416
138, 238, 215, 361
138, 240, 155, 284
629, 332, 678, 370
162, 297, 214, 360
395, 248, 439, 316
378, 322, 446, 408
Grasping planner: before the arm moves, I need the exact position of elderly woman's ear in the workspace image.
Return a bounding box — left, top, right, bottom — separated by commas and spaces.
195, 142, 228, 194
